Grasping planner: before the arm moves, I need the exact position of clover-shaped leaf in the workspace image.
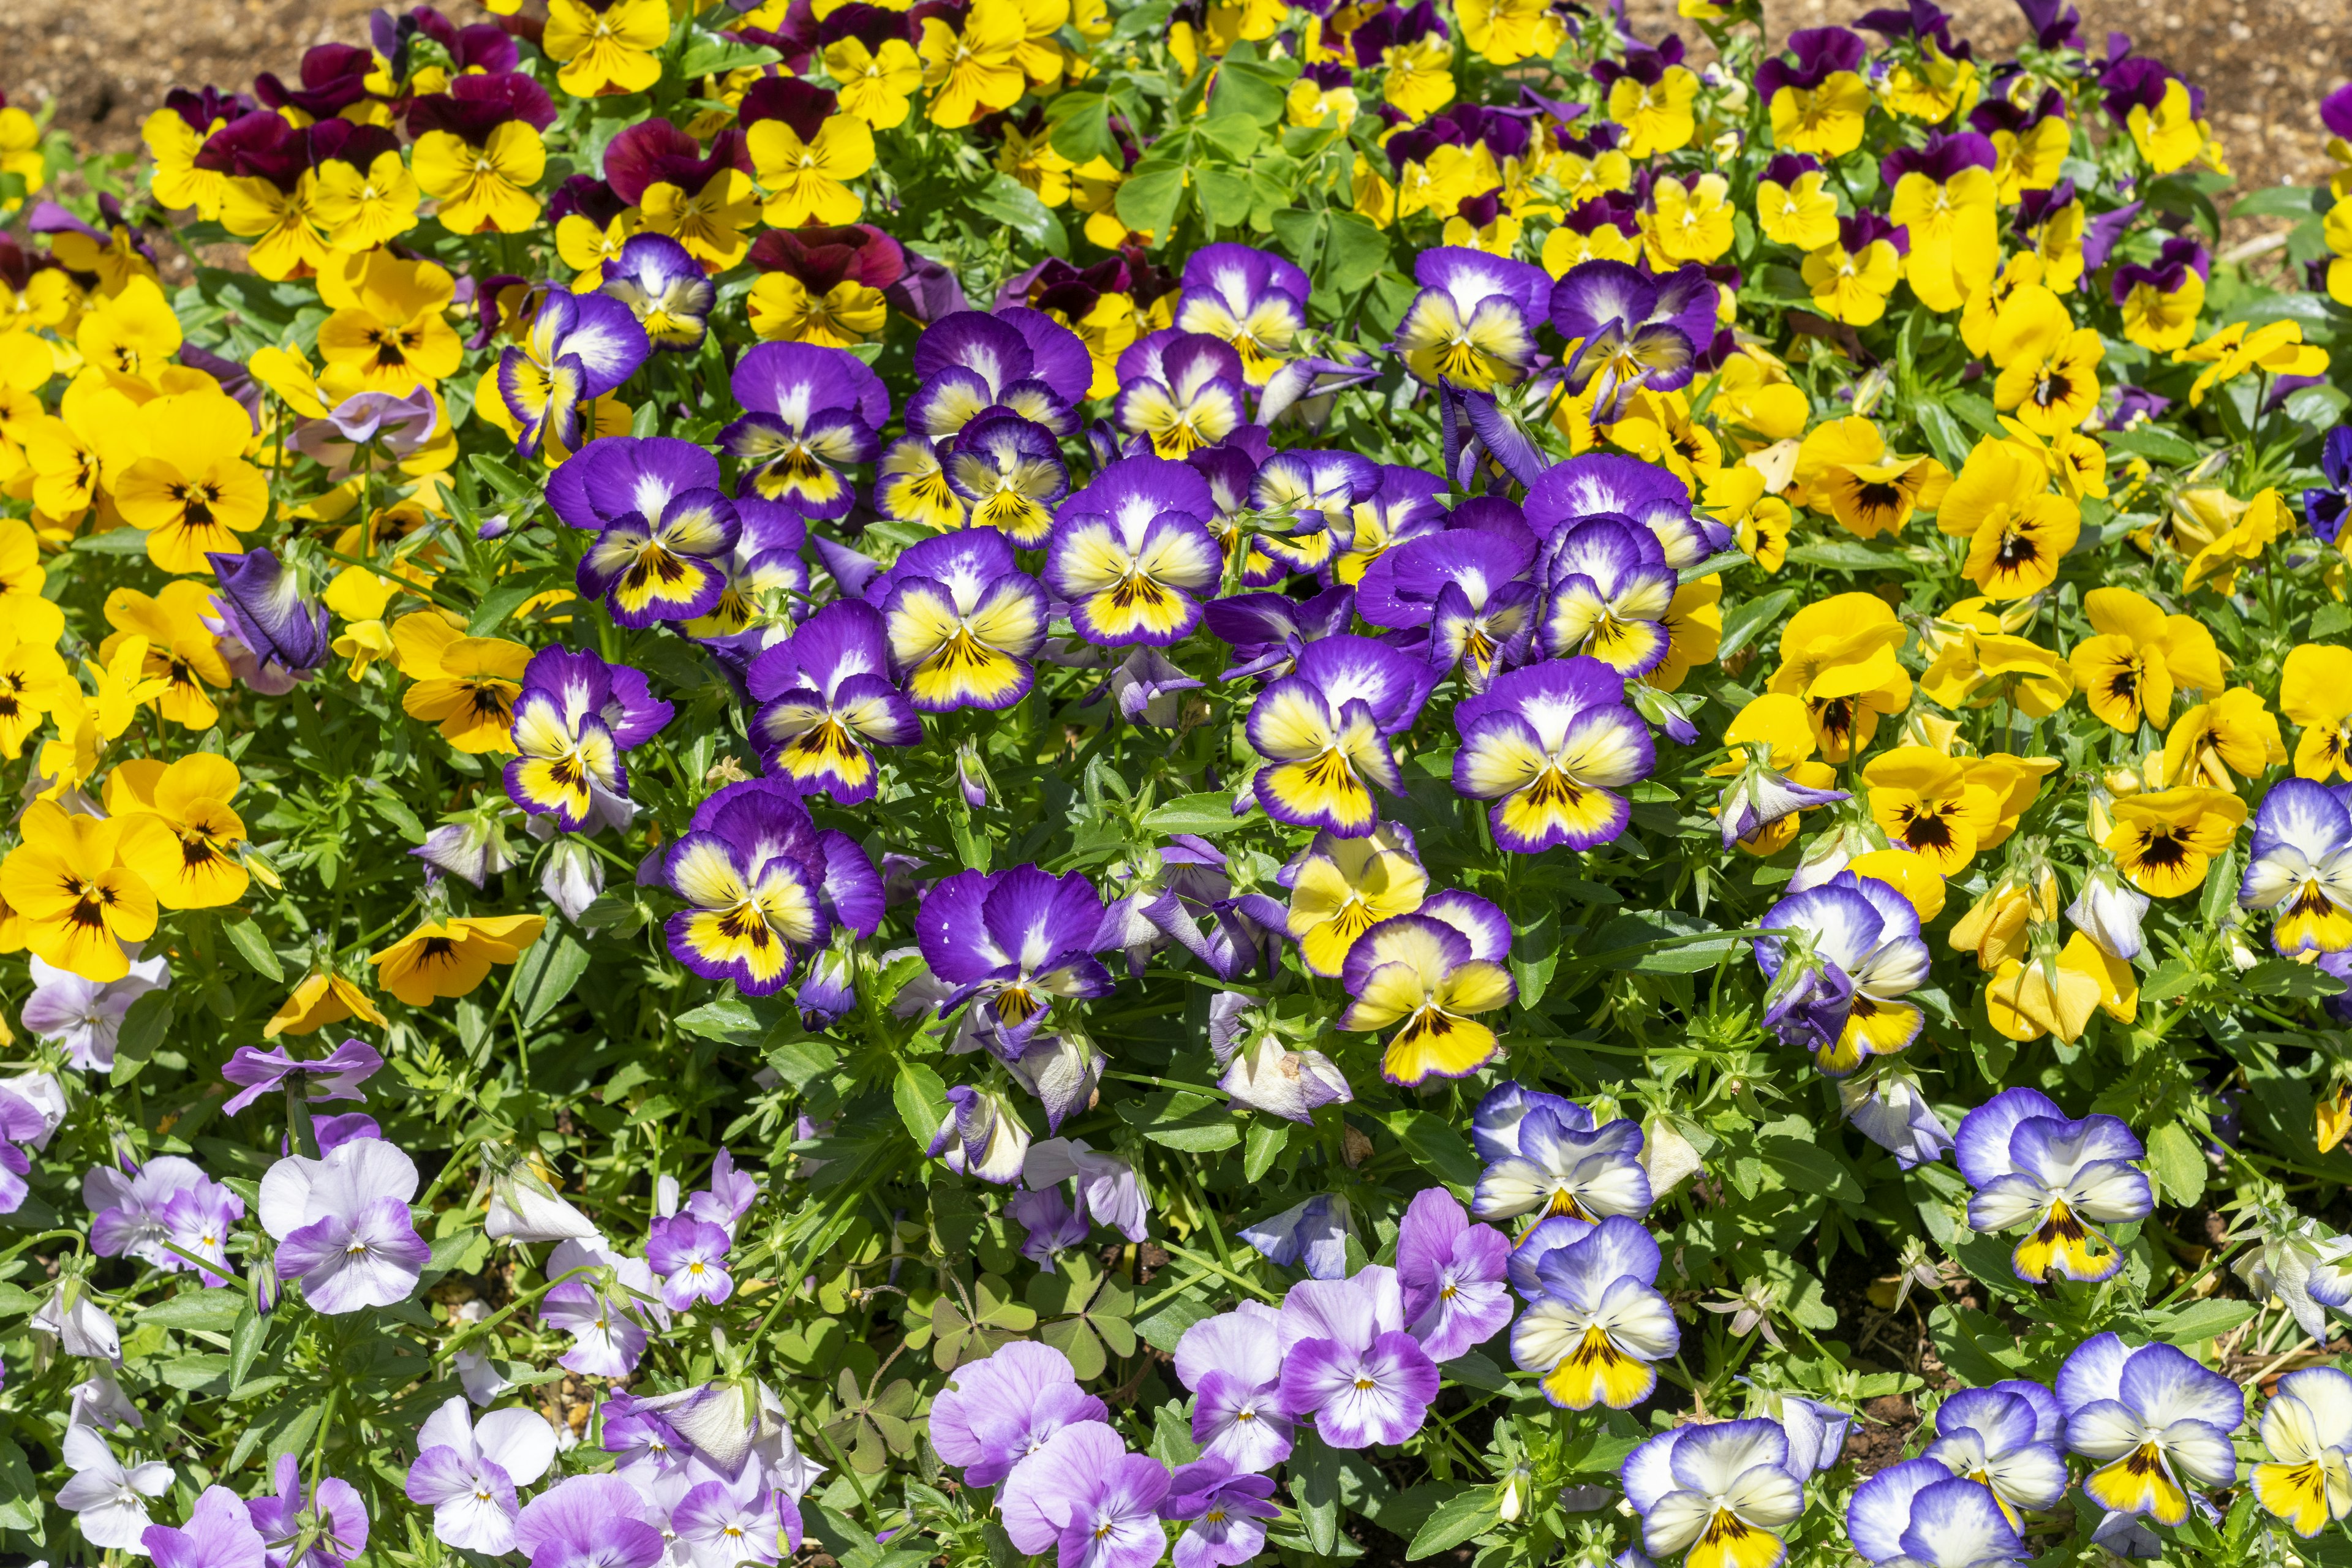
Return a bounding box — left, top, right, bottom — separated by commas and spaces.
821, 1367, 921, 1474
1025, 1255, 1136, 1381
930, 1272, 1036, 1370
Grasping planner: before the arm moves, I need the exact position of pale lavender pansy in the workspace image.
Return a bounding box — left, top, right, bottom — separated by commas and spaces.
1395, 1186, 1512, 1362
514, 1474, 666, 1568
647, 1214, 734, 1309
58, 1426, 172, 1551
1161, 1457, 1281, 1568
1275, 1264, 1441, 1448
1001, 1420, 1171, 1568
404, 1395, 561, 1554
540, 1237, 671, 1377
21, 951, 170, 1071
143, 1485, 268, 1568
247, 1452, 369, 1568
220, 1037, 383, 1115
258, 1136, 432, 1313
930, 1340, 1109, 1488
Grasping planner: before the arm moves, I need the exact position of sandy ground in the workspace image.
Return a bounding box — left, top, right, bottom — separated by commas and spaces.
0, 0, 2341, 214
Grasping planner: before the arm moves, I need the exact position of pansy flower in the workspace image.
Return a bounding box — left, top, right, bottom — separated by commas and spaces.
662, 780, 881, 997
1845, 1461, 2026, 1568
1956, 1088, 2152, 1284
1173, 243, 1308, 386
577, 484, 739, 628
497, 289, 650, 459
1471, 1082, 1653, 1226
0, 804, 159, 984
503, 647, 668, 834
1330, 465, 1449, 586
905, 309, 1088, 439
1274, 1265, 1440, 1448
1045, 456, 1221, 646
1395, 1186, 1512, 1362
371, 914, 547, 1005
1337, 891, 1517, 1085
1548, 260, 1713, 420
878, 530, 1049, 711
1174, 1302, 1295, 1471
1920, 1383, 2071, 1526
2057, 1333, 2242, 1527
2103, 785, 2245, 897
1202, 584, 1355, 682
1757, 26, 1869, 157
599, 233, 714, 353
1622, 1419, 1806, 1568
1244, 821, 1428, 979
747, 601, 922, 803
1511, 1215, 1677, 1409
720, 341, 890, 516
1246, 635, 1434, 837
1392, 246, 1550, 390
744, 80, 876, 230
2237, 779, 2352, 954
1534, 516, 1678, 676
914, 864, 1113, 1057
1527, 451, 1727, 571
1359, 529, 1537, 688
2253, 1367, 2352, 1537
1450, 657, 1651, 853
1112, 331, 1248, 459
1802, 213, 1909, 327
1754, 870, 1932, 1076
945, 413, 1069, 548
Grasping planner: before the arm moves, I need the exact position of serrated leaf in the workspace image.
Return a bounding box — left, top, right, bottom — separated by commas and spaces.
1407, 1488, 1502, 1559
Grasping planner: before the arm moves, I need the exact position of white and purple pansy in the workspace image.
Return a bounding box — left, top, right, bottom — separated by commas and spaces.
1621, 1417, 1807, 1568
1754, 870, 1931, 1076
1274, 1264, 1441, 1449
1534, 513, 1679, 675
1921, 1382, 2071, 1524
600, 232, 714, 353
1845, 1458, 2029, 1568
575, 484, 740, 628
913, 864, 1115, 1052
1250, 447, 1381, 579
660, 778, 882, 998
2056, 1333, 2244, 1528
1954, 1088, 2153, 1284
1470, 1079, 1653, 1227
1526, 450, 1731, 571
1246, 634, 1435, 837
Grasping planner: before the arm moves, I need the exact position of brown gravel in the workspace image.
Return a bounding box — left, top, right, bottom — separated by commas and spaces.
0, 0, 2342, 217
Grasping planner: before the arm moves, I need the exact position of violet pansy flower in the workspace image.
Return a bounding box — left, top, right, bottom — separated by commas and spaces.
661, 780, 880, 998
914, 865, 1115, 1053
288, 387, 440, 475
258, 1137, 430, 1314
498, 288, 650, 459
930, 1340, 1109, 1488
21, 951, 170, 1072
1526, 451, 1728, 572
208, 549, 330, 676
1847, 1460, 2027, 1568
221, 1037, 383, 1116
720, 341, 889, 516
87, 1156, 215, 1268
1549, 260, 1716, 421
1113, 331, 1248, 459
745, 600, 921, 803
247, 1452, 370, 1568
1471, 1081, 1653, 1226
1357, 529, 1537, 691
1754, 870, 1932, 1078
404, 1395, 560, 1555
1202, 583, 1356, 682
647, 1215, 734, 1309
1392, 245, 1550, 391
1249, 447, 1380, 579
540, 1237, 671, 1377
1275, 1264, 1441, 1449
142, 1485, 268, 1568
1161, 1458, 1281, 1568
1174, 242, 1310, 386
1395, 1186, 1512, 1362
503, 646, 669, 832
515, 1474, 666, 1568
1451, 657, 1653, 854
1246, 634, 1435, 837
946, 413, 1069, 548
1175, 1300, 1295, 1472
1000, 1420, 1172, 1568
906, 309, 1084, 439
1534, 515, 1678, 676
1238, 1191, 1354, 1280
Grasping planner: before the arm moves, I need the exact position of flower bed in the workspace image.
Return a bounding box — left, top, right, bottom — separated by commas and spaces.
2, 0, 2352, 1564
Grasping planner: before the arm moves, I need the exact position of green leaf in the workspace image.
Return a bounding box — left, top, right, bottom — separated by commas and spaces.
513, 932, 590, 1028
70, 527, 154, 556
1717, 588, 1796, 661
1945, 391, 2003, 439
1208, 59, 1292, 125
1194, 168, 1253, 228
110, 989, 175, 1087
1142, 793, 1248, 835
676, 995, 764, 1044
0, 1438, 38, 1529
895, 1060, 949, 1148
2146, 1121, 2208, 1206
468, 580, 549, 636
2150, 1297, 2257, 1346
1291, 1433, 1343, 1555
228, 1299, 266, 1389
222, 914, 285, 981
1915, 403, 1971, 472
971, 173, 1069, 257
676, 32, 784, 77
1243, 1117, 1289, 1182
1408, 1490, 1502, 1559
1589, 910, 1736, 973
1381, 1108, 1480, 1188
1786, 537, 1913, 571
161, 1352, 234, 1390
1045, 92, 1115, 164
139, 1288, 249, 1332
1321, 212, 1390, 294
2103, 426, 2200, 466
2313, 603, 2352, 640
1116, 164, 1187, 239
2230, 184, 2322, 220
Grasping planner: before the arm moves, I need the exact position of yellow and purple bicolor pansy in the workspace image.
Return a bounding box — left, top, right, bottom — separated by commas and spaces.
904, 308, 1088, 439
1753, 870, 1931, 1076
718, 340, 889, 517
2237, 779, 2352, 956
1956, 1088, 2154, 1284
1114, 331, 1250, 459
684, 494, 810, 638
1450, 657, 1653, 854
2252, 1367, 2352, 1539
500, 645, 672, 834
1508, 1215, 1678, 1410
1329, 464, 1449, 587
876, 530, 1049, 712
548, 434, 716, 532
1043, 454, 1221, 647
1391, 246, 1550, 392
1337, 891, 1517, 1085
576, 485, 740, 628
600, 232, 714, 353
1622, 1419, 1806, 1568
1470, 1081, 1654, 1225
944, 412, 1069, 548
1533, 516, 1678, 676
2057, 1333, 2244, 1528
1357, 523, 1539, 691
660, 778, 883, 999
746, 600, 922, 804
1526, 451, 1730, 573
1547, 259, 1715, 421
1173, 242, 1310, 388
1249, 448, 1381, 579
1845, 1460, 2027, 1568
913, 864, 1115, 1057
1918, 1385, 2071, 1527
497, 287, 650, 458
1245, 633, 1435, 837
